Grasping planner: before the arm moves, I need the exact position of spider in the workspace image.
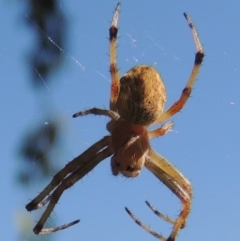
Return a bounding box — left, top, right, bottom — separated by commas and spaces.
26, 3, 204, 241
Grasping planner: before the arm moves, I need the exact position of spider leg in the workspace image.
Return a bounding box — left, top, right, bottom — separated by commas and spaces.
39, 220, 80, 234
126, 148, 192, 241
73, 107, 119, 120
32, 195, 52, 210
26, 136, 111, 211
155, 13, 204, 124
109, 2, 121, 111
148, 148, 192, 197
33, 141, 113, 234
125, 207, 167, 241
145, 201, 175, 225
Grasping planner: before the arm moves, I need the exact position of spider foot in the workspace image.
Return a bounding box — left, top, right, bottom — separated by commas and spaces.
162, 121, 174, 131
35, 195, 52, 210
34, 219, 80, 234
125, 202, 184, 241
111, 2, 121, 28
145, 201, 175, 225
26, 195, 51, 211
125, 207, 167, 241
148, 121, 174, 139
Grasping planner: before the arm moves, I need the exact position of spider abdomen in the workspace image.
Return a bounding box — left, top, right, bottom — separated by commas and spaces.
117, 65, 166, 126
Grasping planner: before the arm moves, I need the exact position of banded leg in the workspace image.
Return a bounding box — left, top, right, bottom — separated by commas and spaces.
155, 12, 204, 123
145, 201, 175, 225
26, 136, 113, 234
26, 136, 111, 211
109, 2, 121, 111
73, 107, 120, 120
126, 148, 192, 241
34, 145, 113, 234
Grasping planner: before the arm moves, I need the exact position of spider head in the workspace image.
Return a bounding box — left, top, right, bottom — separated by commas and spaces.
110, 119, 149, 177
111, 153, 145, 177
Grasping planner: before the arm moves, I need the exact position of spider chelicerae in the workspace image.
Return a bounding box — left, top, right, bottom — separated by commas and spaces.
26, 3, 204, 241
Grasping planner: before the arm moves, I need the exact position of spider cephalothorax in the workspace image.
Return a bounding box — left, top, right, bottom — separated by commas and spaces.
26, 3, 204, 241
110, 118, 149, 177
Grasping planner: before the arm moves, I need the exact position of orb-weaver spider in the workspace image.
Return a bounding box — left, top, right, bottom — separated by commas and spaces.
26, 3, 204, 241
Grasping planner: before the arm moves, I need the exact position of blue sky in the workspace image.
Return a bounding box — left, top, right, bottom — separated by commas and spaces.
1, 0, 240, 241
